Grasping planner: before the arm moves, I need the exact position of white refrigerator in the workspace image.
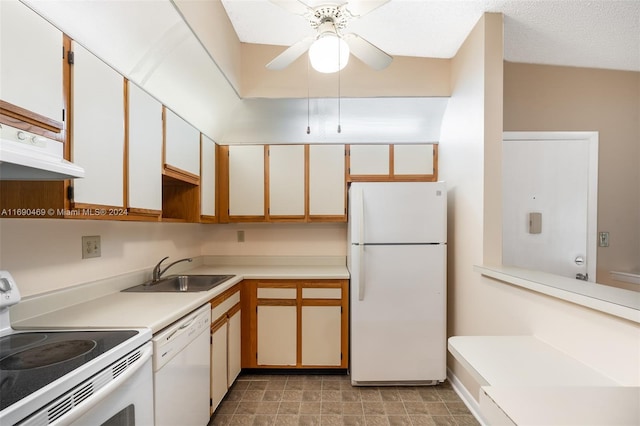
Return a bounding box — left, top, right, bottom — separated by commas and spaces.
347, 181, 447, 385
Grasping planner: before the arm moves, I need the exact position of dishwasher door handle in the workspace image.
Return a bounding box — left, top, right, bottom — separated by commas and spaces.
165, 316, 197, 341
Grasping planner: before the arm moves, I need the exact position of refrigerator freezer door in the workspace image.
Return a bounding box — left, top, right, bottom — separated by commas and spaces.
349, 182, 447, 244
350, 244, 447, 384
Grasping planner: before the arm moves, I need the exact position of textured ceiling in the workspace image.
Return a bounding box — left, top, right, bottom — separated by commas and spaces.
221, 0, 640, 72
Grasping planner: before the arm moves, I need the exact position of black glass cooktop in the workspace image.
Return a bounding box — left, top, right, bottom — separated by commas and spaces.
0, 330, 138, 410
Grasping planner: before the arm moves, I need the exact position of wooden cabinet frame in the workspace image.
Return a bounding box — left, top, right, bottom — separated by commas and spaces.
347, 143, 439, 182
241, 279, 349, 369
209, 284, 242, 413
218, 145, 347, 223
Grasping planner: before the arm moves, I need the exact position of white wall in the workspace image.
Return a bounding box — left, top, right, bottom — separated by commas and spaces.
0, 219, 202, 297
200, 223, 347, 257
440, 13, 640, 399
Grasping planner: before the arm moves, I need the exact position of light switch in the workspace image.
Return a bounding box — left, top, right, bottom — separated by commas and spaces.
528, 212, 542, 234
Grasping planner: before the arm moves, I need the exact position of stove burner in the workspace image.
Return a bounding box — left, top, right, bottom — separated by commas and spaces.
0, 340, 97, 370
0, 334, 47, 354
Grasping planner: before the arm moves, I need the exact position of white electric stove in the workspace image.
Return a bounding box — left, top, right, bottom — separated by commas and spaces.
0, 271, 154, 425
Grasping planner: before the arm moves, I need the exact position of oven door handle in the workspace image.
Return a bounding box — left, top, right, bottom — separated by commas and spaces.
48, 343, 153, 426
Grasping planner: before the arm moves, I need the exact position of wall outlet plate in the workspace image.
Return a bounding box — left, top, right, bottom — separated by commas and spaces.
82, 235, 101, 259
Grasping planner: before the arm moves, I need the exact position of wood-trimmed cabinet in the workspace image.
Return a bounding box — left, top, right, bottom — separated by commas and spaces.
200, 134, 218, 223
347, 144, 438, 182
161, 108, 201, 222
209, 284, 242, 414
218, 144, 347, 223
127, 81, 163, 218
69, 41, 126, 211
241, 279, 349, 369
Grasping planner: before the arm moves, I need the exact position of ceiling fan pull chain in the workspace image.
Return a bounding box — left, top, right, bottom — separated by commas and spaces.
307, 53, 311, 134
337, 41, 342, 134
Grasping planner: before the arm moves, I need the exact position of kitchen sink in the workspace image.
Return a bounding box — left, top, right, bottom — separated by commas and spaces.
122, 274, 235, 293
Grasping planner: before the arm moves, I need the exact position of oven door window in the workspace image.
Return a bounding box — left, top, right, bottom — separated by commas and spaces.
103, 404, 135, 426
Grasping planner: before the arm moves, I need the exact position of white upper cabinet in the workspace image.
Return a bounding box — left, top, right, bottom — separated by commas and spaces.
201, 135, 217, 217
309, 145, 345, 217
0, 0, 63, 124
349, 144, 390, 176
394, 144, 435, 176
228, 145, 265, 217
71, 42, 124, 207
268, 145, 305, 217
128, 82, 162, 212
164, 109, 200, 178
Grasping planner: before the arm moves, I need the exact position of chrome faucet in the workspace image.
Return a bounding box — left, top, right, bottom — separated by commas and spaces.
152, 257, 193, 282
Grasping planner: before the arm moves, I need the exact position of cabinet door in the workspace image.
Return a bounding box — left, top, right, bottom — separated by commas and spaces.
349, 145, 390, 176
268, 145, 305, 218
165, 109, 200, 177
0, 0, 63, 124
301, 306, 342, 366
128, 82, 162, 212
210, 322, 228, 414
394, 144, 435, 176
201, 135, 217, 218
228, 145, 265, 217
257, 306, 296, 366
71, 42, 124, 207
309, 145, 346, 217
227, 309, 242, 385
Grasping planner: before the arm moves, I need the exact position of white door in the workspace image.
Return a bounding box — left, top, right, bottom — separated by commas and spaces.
257, 306, 296, 366
350, 182, 447, 244
301, 306, 342, 366
228, 145, 265, 216
268, 145, 305, 216
128, 82, 162, 211
165, 109, 200, 176
71, 42, 124, 207
201, 135, 217, 217
350, 244, 447, 383
502, 132, 598, 281
1, 0, 63, 123
210, 323, 228, 413
227, 309, 242, 385
309, 144, 345, 216
349, 144, 389, 176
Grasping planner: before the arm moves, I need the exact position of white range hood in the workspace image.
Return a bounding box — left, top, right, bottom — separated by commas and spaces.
0, 124, 84, 180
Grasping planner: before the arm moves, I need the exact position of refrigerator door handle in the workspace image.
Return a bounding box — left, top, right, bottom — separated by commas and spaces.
358, 188, 365, 300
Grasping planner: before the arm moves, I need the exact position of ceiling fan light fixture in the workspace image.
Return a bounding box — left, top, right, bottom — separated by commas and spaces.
309, 34, 349, 73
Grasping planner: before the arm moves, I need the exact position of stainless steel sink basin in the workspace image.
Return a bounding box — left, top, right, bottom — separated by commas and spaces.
122, 274, 235, 293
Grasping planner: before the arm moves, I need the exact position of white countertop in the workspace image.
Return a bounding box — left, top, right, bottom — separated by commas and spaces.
11, 257, 349, 334
480, 386, 640, 426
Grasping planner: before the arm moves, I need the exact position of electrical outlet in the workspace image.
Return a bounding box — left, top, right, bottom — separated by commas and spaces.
237, 230, 245, 243
82, 235, 101, 259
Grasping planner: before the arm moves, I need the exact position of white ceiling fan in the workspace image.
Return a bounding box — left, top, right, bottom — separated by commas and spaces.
266, 0, 393, 72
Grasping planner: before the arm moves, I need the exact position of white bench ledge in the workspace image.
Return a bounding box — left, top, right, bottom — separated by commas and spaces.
480, 386, 640, 426
449, 336, 631, 425
475, 265, 640, 323
448, 336, 618, 387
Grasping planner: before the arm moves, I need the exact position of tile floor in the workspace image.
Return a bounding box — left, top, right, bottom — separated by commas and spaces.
208, 373, 479, 426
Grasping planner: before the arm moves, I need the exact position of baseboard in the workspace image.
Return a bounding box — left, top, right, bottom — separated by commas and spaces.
446, 367, 487, 426
239, 368, 349, 376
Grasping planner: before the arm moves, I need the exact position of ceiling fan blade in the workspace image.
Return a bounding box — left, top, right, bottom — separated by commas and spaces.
344, 0, 390, 17
266, 36, 315, 70
343, 33, 392, 70
268, 0, 313, 16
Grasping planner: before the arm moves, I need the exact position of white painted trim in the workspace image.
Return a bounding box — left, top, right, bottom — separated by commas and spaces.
447, 367, 488, 426
503, 131, 598, 282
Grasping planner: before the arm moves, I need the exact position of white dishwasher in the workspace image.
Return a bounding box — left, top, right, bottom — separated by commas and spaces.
153, 304, 211, 426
